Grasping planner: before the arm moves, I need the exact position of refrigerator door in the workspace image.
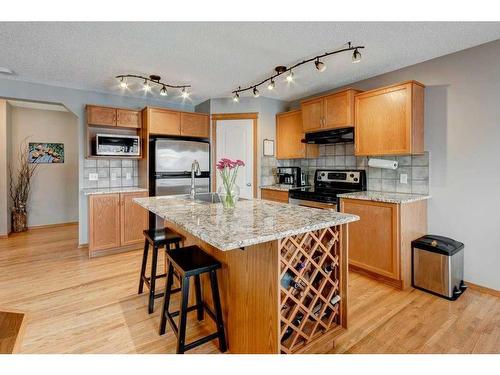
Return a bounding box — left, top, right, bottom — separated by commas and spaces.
155, 139, 210, 174
154, 177, 210, 229
155, 177, 210, 196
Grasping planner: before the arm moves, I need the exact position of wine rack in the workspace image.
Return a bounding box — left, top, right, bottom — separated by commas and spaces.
279, 226, 342, 354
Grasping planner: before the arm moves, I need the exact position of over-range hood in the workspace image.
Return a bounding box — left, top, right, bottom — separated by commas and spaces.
302, 127, 354, 144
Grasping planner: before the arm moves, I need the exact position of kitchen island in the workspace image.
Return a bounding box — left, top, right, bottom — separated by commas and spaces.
134, 195, 359, 354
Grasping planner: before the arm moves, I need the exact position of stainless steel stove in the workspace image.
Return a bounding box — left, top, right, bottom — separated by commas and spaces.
289, 169, 366, 210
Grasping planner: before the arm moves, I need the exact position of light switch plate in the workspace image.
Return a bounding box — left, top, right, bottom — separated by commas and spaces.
126, 172, 132, 180
400, 173, 408, 184
89, 173, 98, 181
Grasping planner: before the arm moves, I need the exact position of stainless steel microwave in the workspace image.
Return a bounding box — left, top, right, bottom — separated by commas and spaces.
95, 133, 140, 156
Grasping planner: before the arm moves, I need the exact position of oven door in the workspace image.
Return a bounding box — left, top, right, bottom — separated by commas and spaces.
289, 198, 337, 211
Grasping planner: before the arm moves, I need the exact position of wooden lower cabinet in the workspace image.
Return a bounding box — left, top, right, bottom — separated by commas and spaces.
260, 188, 289, 203
340, 198, 427, 289
88, 191, 148, 257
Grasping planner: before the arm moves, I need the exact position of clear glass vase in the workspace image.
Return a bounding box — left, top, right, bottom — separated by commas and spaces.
217, 184, 240, 209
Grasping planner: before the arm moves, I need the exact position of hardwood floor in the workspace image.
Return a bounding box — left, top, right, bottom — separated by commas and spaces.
0, 224, 498, 354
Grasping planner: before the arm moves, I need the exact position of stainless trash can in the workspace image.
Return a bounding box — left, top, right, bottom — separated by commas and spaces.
411, 235, 467, 300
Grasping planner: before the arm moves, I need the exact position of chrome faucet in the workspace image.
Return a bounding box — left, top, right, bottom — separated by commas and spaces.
190, 160, 201, 199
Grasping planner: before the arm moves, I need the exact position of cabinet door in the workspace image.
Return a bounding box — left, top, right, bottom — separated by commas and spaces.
324, 90, 355, 129
117, 109, 141, 128
149, 109, 181, 135
180, 112, 210, 138
355, 83, 412, 156
301, 98, 323, 132
87, 106, 117, 126
276, 110, 319, 159
341, 199, 400, 280
120, 192, 148, 246
89, 194, 121, 251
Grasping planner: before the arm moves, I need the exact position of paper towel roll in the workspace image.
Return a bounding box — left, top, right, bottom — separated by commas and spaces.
368, 158, 398, 170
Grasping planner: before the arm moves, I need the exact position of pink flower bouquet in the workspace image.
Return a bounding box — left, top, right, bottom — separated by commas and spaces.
216, 158, 245, 209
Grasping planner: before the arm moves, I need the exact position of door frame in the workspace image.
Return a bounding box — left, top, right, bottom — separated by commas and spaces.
211, 113, 258, 198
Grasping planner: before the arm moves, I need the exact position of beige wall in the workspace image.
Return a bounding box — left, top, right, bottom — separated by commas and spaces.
0, 100, 8, 235
10, 106, 79, 227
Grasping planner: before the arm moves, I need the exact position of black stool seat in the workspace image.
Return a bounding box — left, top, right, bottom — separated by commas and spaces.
143, 228, 183, 246
160, 245, 227, 354
138, 227, 183, 314
167, 245, 221, 277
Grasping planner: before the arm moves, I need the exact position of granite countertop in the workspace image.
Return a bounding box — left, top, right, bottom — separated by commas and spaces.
260, 184, 307, 192
338, 191, 431, 204
82, 186, 149, 196
134, 195, 359, 251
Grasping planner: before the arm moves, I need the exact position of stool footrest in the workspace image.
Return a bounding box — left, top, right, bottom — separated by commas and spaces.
183, 333, 220, 352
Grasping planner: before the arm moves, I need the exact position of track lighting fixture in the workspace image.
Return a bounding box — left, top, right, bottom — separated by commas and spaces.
352, 48, 362, 63
233, 92, 240, 102
115, 74, 191, 99
231, 41, 364, 100
253, 87, 260, 98
119, 77, 128, 88
315, 59, 326, 72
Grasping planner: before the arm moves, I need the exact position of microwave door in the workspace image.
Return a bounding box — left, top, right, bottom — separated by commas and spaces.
155, 139, 210, 174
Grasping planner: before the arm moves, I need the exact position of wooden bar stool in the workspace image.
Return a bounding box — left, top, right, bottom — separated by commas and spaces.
159, 245, 227, 354
138, 228, 183, 314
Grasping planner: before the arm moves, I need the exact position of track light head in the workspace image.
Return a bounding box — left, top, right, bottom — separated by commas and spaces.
267, 80, 275, 90
181, 88, 190, 98
119, 77, 128, 88
352, 48, 362, 63
160, 86, 168, 96
142, 79, 151, 92
233, 92, 240, 102
315, 59, 326, 72
253, 87, 260, 98
286, 71, 294, 83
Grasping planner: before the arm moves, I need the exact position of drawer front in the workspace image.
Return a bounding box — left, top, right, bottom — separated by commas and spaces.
261, 189, 289, 203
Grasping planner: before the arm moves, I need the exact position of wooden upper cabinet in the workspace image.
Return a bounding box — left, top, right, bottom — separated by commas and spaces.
117, 109, 142, 128
301, 97, 323, 131
354, 81, 424, 156
342, 199, 400, 281
89, 194, 121, 252
87, 106, 117, 127
149, 108, 181, 135
301, 89, 360, 132
120, 192, 148, 246
324, 89, 357, 129
276, 110, 319, 159
180, 112, 210, 138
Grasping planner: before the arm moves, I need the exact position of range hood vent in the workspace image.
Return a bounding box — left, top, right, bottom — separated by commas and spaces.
301, 127, 354, 144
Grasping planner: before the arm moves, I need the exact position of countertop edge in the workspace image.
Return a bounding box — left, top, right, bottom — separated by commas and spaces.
82, 187, 149, 196
338, 191, 431, 204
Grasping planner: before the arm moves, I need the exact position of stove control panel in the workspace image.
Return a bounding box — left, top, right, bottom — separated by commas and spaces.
316, 170, 362, 184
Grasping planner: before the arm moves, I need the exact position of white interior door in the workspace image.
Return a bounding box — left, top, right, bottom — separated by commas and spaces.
216, 119, 254, 199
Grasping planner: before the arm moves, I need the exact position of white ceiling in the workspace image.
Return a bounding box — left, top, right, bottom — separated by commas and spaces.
0, 22, 499, 105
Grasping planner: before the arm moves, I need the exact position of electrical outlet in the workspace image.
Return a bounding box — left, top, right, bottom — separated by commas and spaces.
89, 173, 98, 181
400, 173, 408, 184
126, 172, 132, 180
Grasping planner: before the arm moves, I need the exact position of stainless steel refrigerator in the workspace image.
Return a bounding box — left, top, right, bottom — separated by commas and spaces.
149, 137, 210, 227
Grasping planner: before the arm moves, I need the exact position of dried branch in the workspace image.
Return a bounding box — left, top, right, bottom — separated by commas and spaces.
9, 137, 38, 213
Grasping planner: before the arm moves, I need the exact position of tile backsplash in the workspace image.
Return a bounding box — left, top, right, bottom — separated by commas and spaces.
83, 158, 139, 189
263, 143, 430, 195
